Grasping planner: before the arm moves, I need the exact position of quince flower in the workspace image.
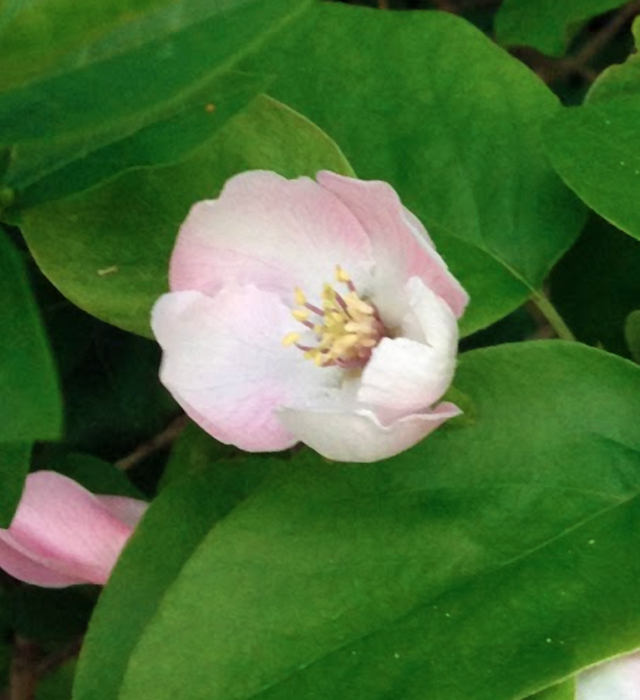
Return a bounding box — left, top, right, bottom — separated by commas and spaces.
577, 650, 640, 700
152, 171, 468, 462
0, 472, 147, 587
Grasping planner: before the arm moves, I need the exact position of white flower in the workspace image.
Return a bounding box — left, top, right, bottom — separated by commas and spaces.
152, 171, 468, 462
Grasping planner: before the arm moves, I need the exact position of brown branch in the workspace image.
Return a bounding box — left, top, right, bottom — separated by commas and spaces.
9, 637, 39, 700
535, 0, 640, 85
377, 0, 389, 8
34, 637, 83, 680
115, 414, 189, 471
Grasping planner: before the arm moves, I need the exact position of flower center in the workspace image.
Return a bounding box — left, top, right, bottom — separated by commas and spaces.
282, 266, 386, 368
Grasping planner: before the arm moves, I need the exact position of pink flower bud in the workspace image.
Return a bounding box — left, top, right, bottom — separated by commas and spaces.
0, 471, 147, 587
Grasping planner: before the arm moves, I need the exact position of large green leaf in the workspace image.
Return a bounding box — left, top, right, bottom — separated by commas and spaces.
19, 96, 354, 336
74, 342, 640, 700
545, 94, 640, 242
528, 680, 576, 700
0, 227, 61, 443
494, 0, 627, 56
0, 442, 33, 527
0, 0, 310, 145
248, 3, 586, 335
73, 458, 272, 700
0, 0, 177, 90
7, 70, 269, 211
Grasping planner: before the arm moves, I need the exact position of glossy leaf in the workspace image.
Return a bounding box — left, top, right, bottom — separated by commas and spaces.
8, 70, 269, 210
0, 227, 61, 443
0, 0, 310, 145
0, 0, 177, 90
20, 96, 354, 336
73, 460, 272, 700
624, 310, 640, 361
495, 0, 627, 56
0, 442, 33, 527
545, 95, 640, 242
250, 3, 587, 335
74, 342, 640, 700
527, 679, 576, 700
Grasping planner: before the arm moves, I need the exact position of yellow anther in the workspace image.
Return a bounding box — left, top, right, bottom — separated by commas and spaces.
331, 334, 360, 355
335, 265, 351, 284
322, 284, 336, 301
292, 308, 310, 322
282, 332, 300, 347
345, 294, 374, 315
284, 266, 384, 368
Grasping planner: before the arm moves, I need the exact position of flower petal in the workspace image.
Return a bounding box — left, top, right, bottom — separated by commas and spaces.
0, 472, 138, 586
279, 400, 460, 463
152, 287, 338, 452
97, 496, 148, 529
170, 171, 373, 302
316, 171, 468, 318
577, 651, 640, 700
358, 277, 459, 412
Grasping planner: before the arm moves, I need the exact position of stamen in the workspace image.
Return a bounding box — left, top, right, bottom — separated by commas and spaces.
292, 309, 310, 322
282, 332, 300, 347
284, 266, 386, 369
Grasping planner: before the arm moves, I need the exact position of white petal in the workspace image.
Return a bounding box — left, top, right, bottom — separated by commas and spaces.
577, 651, 640, 700
169, 171, 373, 303
358, 277, 459, 412
152, 287, 338, 452
278, 398, 460, 463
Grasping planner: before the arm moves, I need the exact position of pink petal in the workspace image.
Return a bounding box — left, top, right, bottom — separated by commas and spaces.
169, 171, 373, 303
279, 401, 461, 463
0, 538, 81, 587
577, 651, 640, 700
97, 496, 148, 529
0, 472, 142, 586
359, 277, 459, 412
316, 171, 469, 318
152, 287, 338, 452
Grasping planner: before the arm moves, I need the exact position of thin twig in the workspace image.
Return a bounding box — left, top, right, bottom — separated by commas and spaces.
535, 0, 640, 84
115, 414, 189, 471
9, 637, 39, 700
34, 638, 83, 681
572, 0, 640, 69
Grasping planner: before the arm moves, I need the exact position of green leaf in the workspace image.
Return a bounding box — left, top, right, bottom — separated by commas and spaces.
0, 0, 180, 90
494, 0, 627, 56
625, 310, 640, 361
0, 0, 310, 145
20, 96, 354, 336
551, 215, 640, 356
75, 342, 640, 700
585, 17, 640, 103
248, 3, 587, 335
50, 452, 145, 499
0, 442, 33, 527
73, 460, 273, 700
527, 679, 576, 700
36, 660, 76, 700
0, 227, 61, 442
545, 95, 640, 242
159, 421, 239, 491
8, 70, 269, 211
